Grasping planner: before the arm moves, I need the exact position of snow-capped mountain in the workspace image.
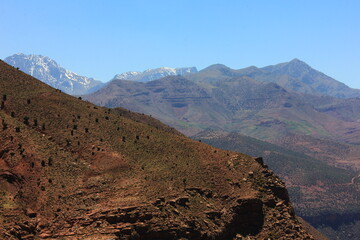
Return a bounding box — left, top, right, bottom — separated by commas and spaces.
4, 53, 104, 95
113, 67, 198, 82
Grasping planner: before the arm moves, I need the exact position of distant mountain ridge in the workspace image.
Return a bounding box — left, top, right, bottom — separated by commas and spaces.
4, 53, 104, 95
190, 59, 360, 98
239, 59, 360, 98
113, 66, 197, 82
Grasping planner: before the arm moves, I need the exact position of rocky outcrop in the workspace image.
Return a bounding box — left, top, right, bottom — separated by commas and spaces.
3, 161, 316, 240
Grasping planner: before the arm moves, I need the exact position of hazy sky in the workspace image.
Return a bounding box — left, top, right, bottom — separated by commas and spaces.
1, 0, 359, 87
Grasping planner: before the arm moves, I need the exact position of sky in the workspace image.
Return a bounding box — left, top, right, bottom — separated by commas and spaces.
1, 0, 360, 87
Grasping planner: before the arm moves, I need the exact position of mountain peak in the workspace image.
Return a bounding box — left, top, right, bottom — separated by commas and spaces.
288, 58, 308, 66
290, 58, 302, 62
202, 64, 230, 71
4, 53, 103, 95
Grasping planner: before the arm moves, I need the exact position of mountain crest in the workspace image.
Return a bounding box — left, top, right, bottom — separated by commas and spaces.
234, 59, 360, 98
4, 53, 104, 95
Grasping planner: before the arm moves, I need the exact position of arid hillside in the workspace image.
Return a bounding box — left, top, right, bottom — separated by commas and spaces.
0, 60, 324, 239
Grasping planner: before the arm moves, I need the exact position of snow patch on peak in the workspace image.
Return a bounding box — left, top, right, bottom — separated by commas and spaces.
4, 53, 103, 95
113, 66, 198, 82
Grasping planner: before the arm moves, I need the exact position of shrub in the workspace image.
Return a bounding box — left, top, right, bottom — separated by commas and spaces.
2, 121, 8, 130
48, 157, 53, 166
183, 178, 187, 186
23, 116, 29, 125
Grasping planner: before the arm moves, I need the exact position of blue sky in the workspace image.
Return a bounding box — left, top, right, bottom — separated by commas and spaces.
1, 0, 360, 87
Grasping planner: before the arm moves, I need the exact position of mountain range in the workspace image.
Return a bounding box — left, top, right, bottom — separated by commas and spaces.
5, 54, 360, 99
0, 60, 324, 239
84, 62, 360, 146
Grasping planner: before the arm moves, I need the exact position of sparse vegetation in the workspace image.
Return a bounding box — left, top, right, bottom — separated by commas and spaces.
0, 60, 327, 239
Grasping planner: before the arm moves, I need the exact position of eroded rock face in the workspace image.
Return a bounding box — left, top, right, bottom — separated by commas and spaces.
2, 161, 314, 240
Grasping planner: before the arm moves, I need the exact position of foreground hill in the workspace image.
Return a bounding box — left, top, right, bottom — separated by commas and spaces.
0, 61, 321, 239
4, 53, 104, 95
